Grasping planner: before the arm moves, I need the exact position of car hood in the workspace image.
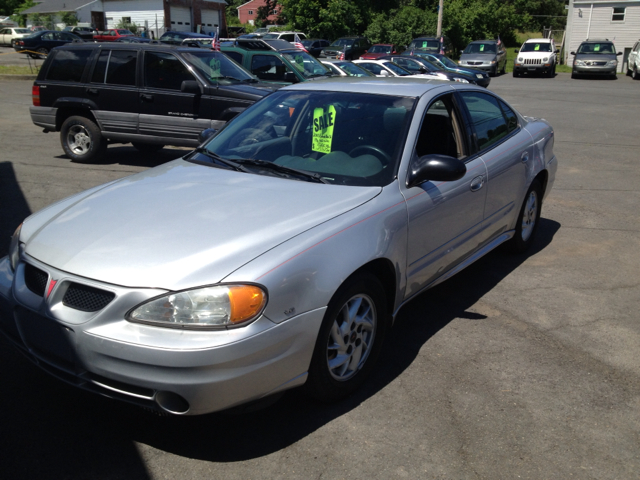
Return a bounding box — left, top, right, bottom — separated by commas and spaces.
461, 53, 497, 61
574, 53, 616, 61
24, 159, 381, 290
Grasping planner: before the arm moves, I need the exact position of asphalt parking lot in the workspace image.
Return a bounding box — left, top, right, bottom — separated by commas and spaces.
1, 71, 639, 479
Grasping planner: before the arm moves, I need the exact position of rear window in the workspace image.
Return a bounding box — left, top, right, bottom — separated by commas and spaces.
46, 49, 92, 82
91, 50, 137, 86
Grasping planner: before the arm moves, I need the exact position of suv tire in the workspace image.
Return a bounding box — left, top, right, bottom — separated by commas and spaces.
60, 115, 106, 163
633, 64, 639, 80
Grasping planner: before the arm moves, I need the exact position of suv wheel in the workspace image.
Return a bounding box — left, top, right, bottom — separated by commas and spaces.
633, 64, 639, 80
60, 115, 106, 163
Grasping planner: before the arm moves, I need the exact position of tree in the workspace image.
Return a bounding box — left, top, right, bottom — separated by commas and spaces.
256, 0, 284, 27
365, 6, 437, 46
59, 11, 77, 26
9, 0, 35, 27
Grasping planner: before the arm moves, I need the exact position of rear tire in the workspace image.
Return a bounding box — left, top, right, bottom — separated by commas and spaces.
632, 64, 639, 80
36, 47, 48, 59
60, 115, 106, 163
304, 272, 389, 402
506, 179, 542, 253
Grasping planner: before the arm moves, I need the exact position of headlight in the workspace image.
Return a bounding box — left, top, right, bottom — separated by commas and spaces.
575, 60, 586, 66
607, 60, 618, 67
543, 57, 549, 62
9, 224, 22, 272
458, 60, 465, 65
128, 284, 267, 329
453, 77, 469, 83
518, 57, 523, 62
489, 60, 496, 64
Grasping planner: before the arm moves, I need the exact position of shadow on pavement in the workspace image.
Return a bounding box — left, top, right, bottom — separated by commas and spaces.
58, 145, 191, 169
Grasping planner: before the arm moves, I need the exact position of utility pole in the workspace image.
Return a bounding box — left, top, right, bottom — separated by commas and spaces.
436, 0, 444, 37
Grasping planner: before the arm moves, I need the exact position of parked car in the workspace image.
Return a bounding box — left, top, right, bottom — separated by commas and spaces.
459, 40, 507, 77
319, 36, 370, 60
300, 38, 330, 57
353, 59, 425, 78
406, 36, 453, 56
29, 42, 278, 162
62, 26, 97, 41
571, 39, 622, 79
513, 38, 558, 78
1, 78, 557, 415
93, 29, 135, 42
0, 27, 31, 46
321, 60, 375, 77
405, 52, 490, 87
360, 44, 402, 60
262, 31, 306, 44
627, 40, 640, 79
13, 30, 83, 58
116, 36, 152, 44
379, 55, 476, 84
159, 30, 212, 46
221, 38, 332, 84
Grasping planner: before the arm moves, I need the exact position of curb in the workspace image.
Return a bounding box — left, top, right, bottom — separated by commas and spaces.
0, 74, 37, 80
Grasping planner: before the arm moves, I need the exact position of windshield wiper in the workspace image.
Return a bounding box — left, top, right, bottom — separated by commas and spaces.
233, 158, 329, 183
193, 147, 250, 172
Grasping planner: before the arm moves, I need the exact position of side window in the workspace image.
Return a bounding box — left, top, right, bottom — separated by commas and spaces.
360, 62, 383, 75
395, 58, 417, 72
251, 55, 292, 81
460, 91, 510, 150
415, 95, 464, 159
144, 51, 194, 90
42, 32, 55, 41
91, 50, 137, 85
280, 34, 293, 42
224, 51, 244, 64
46, 49, 92, 82
499, 101, 518, 133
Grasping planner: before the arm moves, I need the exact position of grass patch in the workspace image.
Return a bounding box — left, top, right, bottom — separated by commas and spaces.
0, 65, 40, 75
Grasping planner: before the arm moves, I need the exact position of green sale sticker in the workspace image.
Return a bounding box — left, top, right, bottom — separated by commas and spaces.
312, 105, 336, 154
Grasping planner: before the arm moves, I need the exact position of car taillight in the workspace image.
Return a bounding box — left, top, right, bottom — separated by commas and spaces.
16, 40, 24, 46
32, 85, 40, 106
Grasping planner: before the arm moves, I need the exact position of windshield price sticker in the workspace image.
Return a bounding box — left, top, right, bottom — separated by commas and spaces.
209, 58, 221, 78
312, 106, 336, 154
534, 44, 540, 51
595, 44, 600, 52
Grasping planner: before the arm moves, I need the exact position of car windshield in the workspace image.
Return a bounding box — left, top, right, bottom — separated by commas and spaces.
438, 56, 458, 68
381, 61, 411, 76
182, 51, 256, 84
369, 45, 392, 53
577, 42, 615, 54
198, 90, 417, 186
521, 42, 552, 53
330, 39, 353, 48
282, 51, 331, 78
408, 39, 440, 51
337, 62, 375, 77
464, 43, 497, 54
410, 57, 440, 72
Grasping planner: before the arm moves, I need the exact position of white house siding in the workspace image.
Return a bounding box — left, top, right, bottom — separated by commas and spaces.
567, 2, 640, 71
104, 0, 165, 36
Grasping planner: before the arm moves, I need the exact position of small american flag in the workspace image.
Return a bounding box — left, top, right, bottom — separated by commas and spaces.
439, 36, 444, 55
211, 27, 220, 51
339, 44, 346, 60
497, 35, 501, 46
294, 33, 307, 52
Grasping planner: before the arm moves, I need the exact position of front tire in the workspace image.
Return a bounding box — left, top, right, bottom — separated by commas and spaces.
506, 179, 542, 253
36, 47, 48, 58
60, 115, 106, 163
304, 272, 389, 402
632, 64, 639, 80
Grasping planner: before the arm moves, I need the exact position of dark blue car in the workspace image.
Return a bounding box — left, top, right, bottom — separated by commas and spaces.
13, 30, 83, 58
403, 52, 490, 87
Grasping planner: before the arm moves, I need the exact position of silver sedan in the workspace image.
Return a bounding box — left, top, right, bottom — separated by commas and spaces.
1, 78, 557, 415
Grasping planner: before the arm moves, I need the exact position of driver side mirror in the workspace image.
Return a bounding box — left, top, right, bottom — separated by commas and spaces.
419, 66, 428, 73
407, 154, 466, 188
181, 80, 202, 94
514, 49, 519, 53
198, 128, 218, 144
283, 71, 298, 83
617, 51, 623, 56
380, 70, 390, 77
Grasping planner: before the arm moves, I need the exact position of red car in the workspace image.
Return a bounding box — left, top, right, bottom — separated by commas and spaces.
360, 44, 402, 60
93, 29, 135, 42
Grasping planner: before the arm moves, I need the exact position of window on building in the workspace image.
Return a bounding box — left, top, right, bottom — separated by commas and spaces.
121, 17, 131, 24
248, 10, 253, 15
612, 7, 625, 21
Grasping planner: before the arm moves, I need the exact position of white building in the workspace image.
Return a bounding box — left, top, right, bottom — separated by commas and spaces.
565, 0, 640, 72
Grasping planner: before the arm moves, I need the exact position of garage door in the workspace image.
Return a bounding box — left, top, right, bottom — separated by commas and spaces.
170, 6, 191, 32
200, 9, 220, 35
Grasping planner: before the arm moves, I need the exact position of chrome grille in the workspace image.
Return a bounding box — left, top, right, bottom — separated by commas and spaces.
523, 58, 542, 65
24, 264, 48, 297
63, 283, 115, 312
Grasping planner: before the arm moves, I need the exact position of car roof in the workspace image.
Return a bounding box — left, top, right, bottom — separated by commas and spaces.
524, 38, 552, 43
280, 76, 469, 96
55, 42, 215, 54
228, 38, 300, 52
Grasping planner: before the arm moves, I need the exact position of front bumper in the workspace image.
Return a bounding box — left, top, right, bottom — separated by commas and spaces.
460, 63, 493, 73
513, 63, 554, 75
0, 256, 324, 415
572, 65, 616, 76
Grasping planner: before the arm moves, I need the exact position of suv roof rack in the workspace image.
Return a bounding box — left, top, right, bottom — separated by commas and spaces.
235, 38, 298, 51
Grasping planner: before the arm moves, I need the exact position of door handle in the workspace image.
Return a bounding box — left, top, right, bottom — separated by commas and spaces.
521, 151, 530, 163
470, 175, 484, 192
140, 94, 154, 102
86, 88, 99, 95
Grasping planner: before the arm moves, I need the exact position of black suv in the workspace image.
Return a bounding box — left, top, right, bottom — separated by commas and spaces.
30, 42, 278, 162
319, 37, 371, 60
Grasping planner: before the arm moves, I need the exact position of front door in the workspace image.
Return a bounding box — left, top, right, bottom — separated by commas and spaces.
402, 93, 488, 298
139, 51, 211, 142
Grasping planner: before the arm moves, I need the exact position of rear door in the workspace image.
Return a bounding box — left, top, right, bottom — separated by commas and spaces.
139, 50, 211, 142
87, 48, 140, 135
